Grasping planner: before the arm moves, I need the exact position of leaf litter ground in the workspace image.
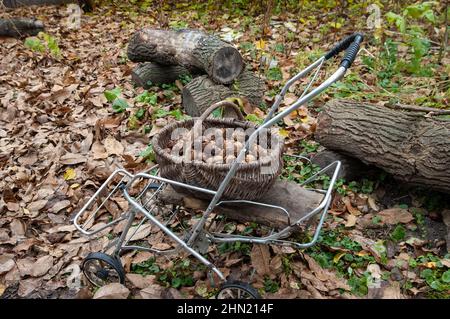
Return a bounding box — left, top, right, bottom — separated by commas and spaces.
0, 3, 449, 299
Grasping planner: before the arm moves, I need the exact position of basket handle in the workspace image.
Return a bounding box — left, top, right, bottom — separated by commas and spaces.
199, 100, 245, 121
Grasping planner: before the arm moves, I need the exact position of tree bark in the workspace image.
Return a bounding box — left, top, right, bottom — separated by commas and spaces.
232, 69, 265, 107
131, 62, 193, 88
0, 18, 44, 37
182, 71, 265, 117
127, 29, 244, 84
315, 100, 450, 193
158, 180, 324, 231
2, 0, 93, 10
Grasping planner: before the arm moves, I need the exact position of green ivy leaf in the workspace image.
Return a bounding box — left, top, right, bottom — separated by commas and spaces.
135, 108, 145, 119
266, 67, 283, 81
104, 88, 121, 102
111, 98, 129, 113
442, 270, 450, 283
386, 12, 406, 33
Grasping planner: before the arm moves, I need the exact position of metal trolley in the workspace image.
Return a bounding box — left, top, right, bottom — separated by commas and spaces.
73, 33, 364, 299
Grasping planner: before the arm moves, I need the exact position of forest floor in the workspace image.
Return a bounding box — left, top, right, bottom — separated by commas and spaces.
0, 3, 449, 299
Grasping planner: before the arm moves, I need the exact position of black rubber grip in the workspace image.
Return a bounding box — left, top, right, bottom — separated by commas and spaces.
339, 33, 364, 69
324, 33, 364, 61
325, 34, 357, 60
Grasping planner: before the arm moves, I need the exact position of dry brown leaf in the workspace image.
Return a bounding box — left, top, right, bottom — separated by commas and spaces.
18, 278, 42, 297
377, 208, 413, 224
93, 283, 130, 299
104, 136, 124, 156
342, 197, 361, 216
132, 251, 154, 264
16, 257, 35, 277
140, 284, 163, 299
126, 273, 156, 289
60, 153, 87, 165
92, 141, 108, 159
344, 214, 357, 228
368, 196, 379, 211
0, 256, 15, 275
124, 224, 152, 242
152, 242, 172, 250
50, 200, 71, 214
270, 255, 283, 274
27, 200, 48, 213
10, 219, 26, 236
31, 255, 54, 277
250, 244, 271, 276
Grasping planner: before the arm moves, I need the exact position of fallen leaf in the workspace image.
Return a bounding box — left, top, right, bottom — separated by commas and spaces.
377, 208, 413, 224
251, 244, 271, 276
0, 256, 15, 275
27, 200, 48, 213
60, 153, 86, 165
344, 214, 357, 227
63, 168, 76, 180
343, 197, 361, 216
92, 141, 108, 159
93, 283, 130, 299
140, 284, 163, 299
125, 224, 152, 242
104, 136, 124, 156
368, 196, 379, 211
18, 278, 42, 297
31, 255, 53, 277
10, 219, 26, 236
126, 273, 156, 289
50, 200, 71, 213
151, 242, 171, 250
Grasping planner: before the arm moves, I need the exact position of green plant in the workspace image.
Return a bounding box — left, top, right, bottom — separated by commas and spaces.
263, 277, 279, 293
104, 87, 129, 113
266, 67, 282, 81
24, 32, 61, 58
218, 241, 251, 255
136, 90, 158, 105
139, 144, 155, 162
385, 2, 437, 76
390, 225, 406, 242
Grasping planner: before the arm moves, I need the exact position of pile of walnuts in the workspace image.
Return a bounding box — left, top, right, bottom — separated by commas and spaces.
164, 127, 273, 165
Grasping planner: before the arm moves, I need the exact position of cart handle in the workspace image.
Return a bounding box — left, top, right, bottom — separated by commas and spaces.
324, 32, 364, 69
199, 100, 245, 121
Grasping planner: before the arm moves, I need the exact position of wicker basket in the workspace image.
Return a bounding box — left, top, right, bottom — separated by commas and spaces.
152, 101, 284, 200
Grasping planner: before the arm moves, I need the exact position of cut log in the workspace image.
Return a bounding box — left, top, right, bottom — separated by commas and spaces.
127, 29, 244, 84
182, 71, 265, 117
3, 0, 93, 10
0, 18, 44, 37
231, 69, 265, 108
182, 75, 235, 117
315, 100, 450, 193
158, 180, 324, 231
311, 149, 374, 181
131, 62, 193, 88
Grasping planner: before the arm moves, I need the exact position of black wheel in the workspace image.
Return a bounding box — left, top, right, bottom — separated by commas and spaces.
216, 281, 261, 299
82, 252, 125, 287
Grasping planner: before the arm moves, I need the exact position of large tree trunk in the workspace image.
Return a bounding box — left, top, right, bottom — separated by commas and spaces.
131, 62, 193, 88
315, 100, 450, 193
158, 180, 324, 231
0, 18, 44, 37
127, 29, 244, 84
182, 70, 265, 117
